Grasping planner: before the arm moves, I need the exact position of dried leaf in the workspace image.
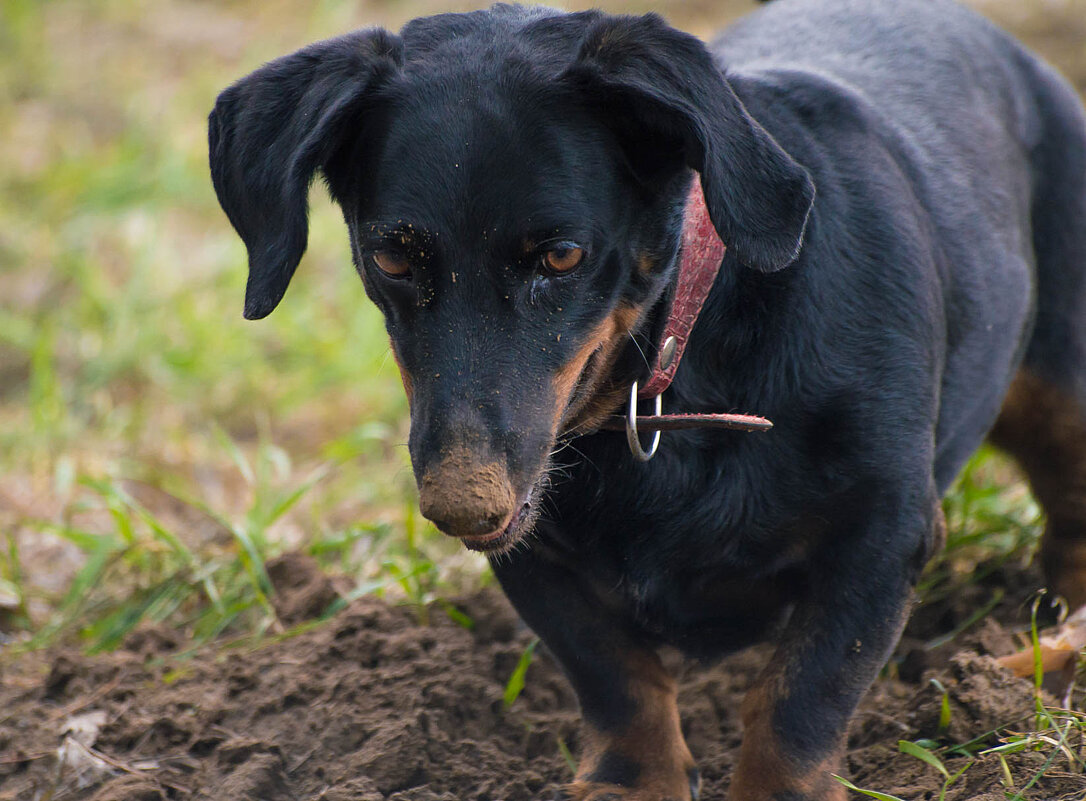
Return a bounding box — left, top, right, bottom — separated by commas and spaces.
997, 605, 1086, 677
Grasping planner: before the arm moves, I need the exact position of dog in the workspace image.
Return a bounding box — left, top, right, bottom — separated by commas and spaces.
208, 0, 1086, 798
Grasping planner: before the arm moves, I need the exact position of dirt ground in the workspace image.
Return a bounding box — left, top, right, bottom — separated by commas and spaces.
1, 554, 1084, 801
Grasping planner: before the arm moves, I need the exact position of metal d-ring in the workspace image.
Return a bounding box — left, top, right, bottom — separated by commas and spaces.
625, 380, 662, 462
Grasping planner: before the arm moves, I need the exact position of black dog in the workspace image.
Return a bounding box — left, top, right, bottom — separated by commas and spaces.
209, 0, 1086, 798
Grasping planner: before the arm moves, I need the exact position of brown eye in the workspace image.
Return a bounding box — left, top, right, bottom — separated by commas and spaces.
372, 251, 411, 277
543, 245, 584, 274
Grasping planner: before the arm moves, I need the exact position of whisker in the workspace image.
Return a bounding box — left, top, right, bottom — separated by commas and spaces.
561, 442, 601, 475
627, 328, 652, 371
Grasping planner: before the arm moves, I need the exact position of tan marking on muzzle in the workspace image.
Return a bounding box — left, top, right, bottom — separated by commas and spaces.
418, 443, 517, 539
550, 303, 644, 435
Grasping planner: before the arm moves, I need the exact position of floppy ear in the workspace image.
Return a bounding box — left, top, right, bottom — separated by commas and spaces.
563, 14, 814, 272
209, 30, 402, 319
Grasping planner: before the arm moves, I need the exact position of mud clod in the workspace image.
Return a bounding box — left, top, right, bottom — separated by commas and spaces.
267, 551, 342, 624
43, 653, 80, 699
216, 751, 292, 800
913, 652, 1046, 742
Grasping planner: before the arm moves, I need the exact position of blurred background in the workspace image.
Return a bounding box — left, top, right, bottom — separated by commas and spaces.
1, 0, 1084, 652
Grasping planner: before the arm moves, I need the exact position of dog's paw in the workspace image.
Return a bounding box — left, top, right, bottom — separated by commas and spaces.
554, 772, 699, 801
552, 790, 622, 801
553, 788, 648, 801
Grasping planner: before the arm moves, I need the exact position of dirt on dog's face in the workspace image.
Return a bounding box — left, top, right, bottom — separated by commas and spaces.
328, 73, 685, 552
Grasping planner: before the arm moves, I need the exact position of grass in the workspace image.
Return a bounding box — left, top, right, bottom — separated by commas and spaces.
0, 0, 493, 652
839, 595, 1086, 800
921, 446, 1043, 606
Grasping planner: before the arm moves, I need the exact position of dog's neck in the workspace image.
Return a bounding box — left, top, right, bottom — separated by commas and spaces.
569, 180, 773, 453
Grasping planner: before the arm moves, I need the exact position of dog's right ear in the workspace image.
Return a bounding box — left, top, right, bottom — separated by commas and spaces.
209, 30, 402, 319
563, 14, 814, 273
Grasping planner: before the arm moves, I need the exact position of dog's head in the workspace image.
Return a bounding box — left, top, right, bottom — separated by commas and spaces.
209, 6, 813, 553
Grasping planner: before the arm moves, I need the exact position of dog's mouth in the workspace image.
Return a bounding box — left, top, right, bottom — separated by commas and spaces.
459, 366, 603, 555
458, 488, 538, 554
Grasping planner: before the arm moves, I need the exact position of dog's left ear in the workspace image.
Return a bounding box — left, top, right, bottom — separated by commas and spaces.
209, 30, 402, 319
564, 14, 814, 272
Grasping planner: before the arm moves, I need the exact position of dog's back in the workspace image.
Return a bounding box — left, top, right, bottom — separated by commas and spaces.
715, 0, 1086, 490
719, 0, 1086, 612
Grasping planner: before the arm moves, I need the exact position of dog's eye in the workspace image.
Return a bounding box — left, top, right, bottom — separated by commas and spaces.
371, 251, 412, 278
542, 245, 584, 274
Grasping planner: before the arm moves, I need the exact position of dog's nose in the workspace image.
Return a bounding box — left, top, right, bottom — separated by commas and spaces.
417, 450, 517, 539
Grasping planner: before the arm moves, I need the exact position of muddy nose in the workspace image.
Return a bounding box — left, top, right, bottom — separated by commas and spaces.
417, 451, 517, 539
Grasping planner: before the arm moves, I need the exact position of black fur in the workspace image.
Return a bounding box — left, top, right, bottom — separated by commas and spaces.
209, 1, 1086, 798
563, 13, 815, 272
209, 28, 403, 319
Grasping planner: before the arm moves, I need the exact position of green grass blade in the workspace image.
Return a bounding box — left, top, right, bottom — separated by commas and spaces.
25, 520, 121, 553
258, 463, 331, 530
441, 601, 474, 630
1029, 594, 1045, 698
556, 737, 577, 776
898, 740, 949, 779
228, 523, 274, 601
503, 638, 539, 709
27, 540, 120, 648
832, 775, 907, 801
922, 589, 1003, 650
0, 576, 21, 609
213, 424, 255, 486
82, 478, 197, 566
85, 580, 181, 653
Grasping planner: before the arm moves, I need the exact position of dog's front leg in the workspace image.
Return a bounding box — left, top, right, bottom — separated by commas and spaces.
492, 550, 699, 801
729, 492, 935, 801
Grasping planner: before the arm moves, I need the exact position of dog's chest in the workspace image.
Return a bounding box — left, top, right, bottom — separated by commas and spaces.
602, 561, 799, 656
555, 517, 816, 657
547, 473, 826, 655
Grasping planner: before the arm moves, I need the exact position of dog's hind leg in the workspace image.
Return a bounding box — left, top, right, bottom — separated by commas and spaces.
988, 66, 1086, 610
990, 373, 1086, 609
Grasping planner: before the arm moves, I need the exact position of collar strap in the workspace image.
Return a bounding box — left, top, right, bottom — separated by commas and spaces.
638, 177, 727, 398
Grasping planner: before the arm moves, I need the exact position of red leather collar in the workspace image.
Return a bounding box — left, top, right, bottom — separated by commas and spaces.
599, 176, 772, 441
638, 178, 728, 398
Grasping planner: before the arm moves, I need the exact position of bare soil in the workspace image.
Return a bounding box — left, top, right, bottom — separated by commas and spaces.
1, 554, 1084, 801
